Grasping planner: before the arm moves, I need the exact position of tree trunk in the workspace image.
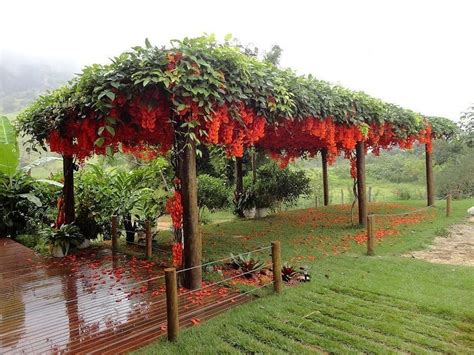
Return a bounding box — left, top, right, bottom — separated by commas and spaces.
251, 151, 257, 184
356, 142, 367, 227
124, 214, 135, 244
63, 156, 75, 224
425, 144, 434, 206
234, 157, 245, 217
180, 139, 202, 290
321, 149, 329, 206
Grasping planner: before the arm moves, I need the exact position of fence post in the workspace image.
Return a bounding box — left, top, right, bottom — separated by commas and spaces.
315, 196, 319, 208
145, 220, 152, 259
111, 215, 118, 251
165, 268, 179, 341
367, 215, 375, 256
341, 189, 344, 205
271, 241, 282, 294
368, 186, 372, 203
446, 194, 452, 217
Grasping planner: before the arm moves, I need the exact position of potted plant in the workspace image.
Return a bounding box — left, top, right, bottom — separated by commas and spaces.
235, 187, 257, 218
254, 182, 274, 218
40, 224, 84, 257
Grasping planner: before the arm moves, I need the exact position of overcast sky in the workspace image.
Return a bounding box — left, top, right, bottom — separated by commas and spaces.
1, 0, 472, 120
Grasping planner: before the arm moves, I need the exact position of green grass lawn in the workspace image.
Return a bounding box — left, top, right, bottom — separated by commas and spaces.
137, 199, 474, 354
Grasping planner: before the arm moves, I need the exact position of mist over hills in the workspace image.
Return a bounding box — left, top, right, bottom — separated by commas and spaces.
0, 51, 77, 115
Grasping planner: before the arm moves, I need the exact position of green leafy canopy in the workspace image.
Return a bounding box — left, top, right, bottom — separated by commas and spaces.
18, 35, 455, 151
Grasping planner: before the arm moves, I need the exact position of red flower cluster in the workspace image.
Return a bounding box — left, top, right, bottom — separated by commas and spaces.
172, 242, 183, 268
199, 103, 266, 157
46, 89, 174, 161
259, 117, 433, 169
121, 144, 158, 161
44, 83, 433, 168
166, 190, 183, 230
55, 196, 65, 227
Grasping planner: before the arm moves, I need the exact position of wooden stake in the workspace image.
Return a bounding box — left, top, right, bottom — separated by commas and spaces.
425, 144, 434, 206
272, 241, 282, 294
367, 215, 375, 256
341, 189, 344, 205
368, 186, 372, 203
321, 149, 329, 206
111, 215, 118, 251
446, 194, 452, 217
165, 268, 179, 341
145, 220, 152, 259
315, 195, 319, 208
356, 142, 368, 227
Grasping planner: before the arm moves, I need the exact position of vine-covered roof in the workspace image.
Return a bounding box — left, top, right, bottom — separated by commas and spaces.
18, 35, 454, 162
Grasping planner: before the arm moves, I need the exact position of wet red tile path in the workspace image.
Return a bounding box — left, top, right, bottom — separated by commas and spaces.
0, 238, 250, 354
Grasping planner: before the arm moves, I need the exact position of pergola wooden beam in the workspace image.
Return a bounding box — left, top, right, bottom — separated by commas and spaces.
356, 142, 367, 227
425, 144, 434, 206
180, 139, 202, 289
321, 149, 329, 206
63, 156, 75, 224
235, 157, 244, 217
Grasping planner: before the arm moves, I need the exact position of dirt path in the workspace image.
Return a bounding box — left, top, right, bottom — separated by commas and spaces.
406, 217, 474, 266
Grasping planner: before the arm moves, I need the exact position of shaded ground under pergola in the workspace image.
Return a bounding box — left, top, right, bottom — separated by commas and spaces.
0, 238, 250, 354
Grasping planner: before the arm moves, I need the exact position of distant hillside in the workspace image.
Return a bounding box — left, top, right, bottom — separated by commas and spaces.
0, 52, 76, 114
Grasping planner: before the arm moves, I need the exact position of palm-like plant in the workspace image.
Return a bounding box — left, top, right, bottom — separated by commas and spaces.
281, 263, 297, 282
230, 253, 265, 278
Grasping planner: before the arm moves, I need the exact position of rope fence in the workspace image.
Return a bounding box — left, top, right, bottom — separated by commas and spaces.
365, 194, 453, 255
176, 245, 272, 275
163, 240, 282, 341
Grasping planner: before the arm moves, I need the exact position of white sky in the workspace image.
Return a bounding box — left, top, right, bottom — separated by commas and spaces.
1, 0, 472, 120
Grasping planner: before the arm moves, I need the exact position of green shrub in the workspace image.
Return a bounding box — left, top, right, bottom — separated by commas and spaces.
436, 151, 474, 198
16, 234, 49, 253
197, 174, 230, 211
253, 162, 311, 209
0, 172, 57, 238
75, 164, 169, 239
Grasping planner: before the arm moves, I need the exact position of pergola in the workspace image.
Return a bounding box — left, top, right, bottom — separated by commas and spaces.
19, 36, 457, 289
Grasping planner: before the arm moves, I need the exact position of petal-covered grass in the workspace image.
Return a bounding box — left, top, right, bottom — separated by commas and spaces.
137, 199, 474, 354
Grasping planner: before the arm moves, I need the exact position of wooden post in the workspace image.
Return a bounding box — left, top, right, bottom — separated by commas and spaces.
165, 268, 179, 341
356, 142, 368, 227
446, 194, 452, 217
235, 157, 245, 217
368, 186, 372, 203
315, 195, 319, 208
321, 149, 329, 206
425, 144, 434, 206
111, 215, 118, 250
180, 139, 202, 290
251, 150, 257, 184
272, 241, 282, 294
367, 215, 375, 256
341, 189, 344, 205
63, 156, 75, 224
145, 220, 152, 259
